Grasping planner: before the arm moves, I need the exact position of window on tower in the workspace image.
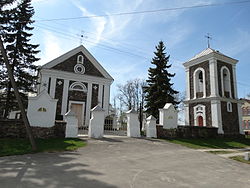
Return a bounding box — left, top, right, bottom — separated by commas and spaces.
194, 68, 205, 98
221, 66, 231, 98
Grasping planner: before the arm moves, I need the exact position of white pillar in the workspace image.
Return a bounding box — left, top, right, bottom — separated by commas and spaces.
49, 77, 56, 99
65, 110, 78, 138
88, 105, 105, 138
146, 115, 157, 138
211, 100, 224, 134
61, 79, 69, 116
85, 82, 92, 127
209, 58, 219, 97
232, 64, 238, 99
103, 84, 110, 116
126, 109, 140, 137
238, 102, 244, 135
98, 84, 103, 107
185, 67, 190, 100
184, 103, 189, 126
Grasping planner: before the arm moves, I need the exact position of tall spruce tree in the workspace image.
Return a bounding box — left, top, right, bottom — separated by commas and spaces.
144, 41, 179, 120
0, 0, 39, 118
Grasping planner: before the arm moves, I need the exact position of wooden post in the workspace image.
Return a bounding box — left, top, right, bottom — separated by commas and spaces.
0, 36, 37, 151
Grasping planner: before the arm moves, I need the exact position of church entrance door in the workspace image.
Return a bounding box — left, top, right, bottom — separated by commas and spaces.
198, 116, 203, 127
70, 102, 85, 128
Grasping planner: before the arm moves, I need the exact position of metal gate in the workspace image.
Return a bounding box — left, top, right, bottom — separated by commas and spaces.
104, 115, 127, 136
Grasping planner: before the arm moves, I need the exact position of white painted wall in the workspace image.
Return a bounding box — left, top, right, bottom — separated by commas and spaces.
126, 109, 140, 137
88, 105, 105, 138
65, 110, 78, 138
27, 91, 58, 127
159, 103, 178, 129
146, 115, 157, 138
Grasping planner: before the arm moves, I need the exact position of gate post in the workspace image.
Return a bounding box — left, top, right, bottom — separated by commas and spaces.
88, 105, 105, 138
126, 109, 140, 137
146, 115, 157, 138
65, 110, 78, 138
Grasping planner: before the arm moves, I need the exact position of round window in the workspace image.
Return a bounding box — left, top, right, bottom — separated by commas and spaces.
74, 64, 85, 74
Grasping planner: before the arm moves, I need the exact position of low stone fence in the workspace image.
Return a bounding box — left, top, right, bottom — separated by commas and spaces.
0, 119, 66, 139
156, 125, 218, 139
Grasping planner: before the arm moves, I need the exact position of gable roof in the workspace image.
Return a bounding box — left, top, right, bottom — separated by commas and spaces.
183, 48, 238, 67
41, 45, 113, 81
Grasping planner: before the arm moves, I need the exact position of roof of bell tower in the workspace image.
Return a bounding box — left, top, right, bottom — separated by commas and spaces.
183, 48, 238, 67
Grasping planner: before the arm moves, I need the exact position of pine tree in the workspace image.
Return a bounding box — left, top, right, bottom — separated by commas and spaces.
0, 0, 39, 118
144, 41, 179, 120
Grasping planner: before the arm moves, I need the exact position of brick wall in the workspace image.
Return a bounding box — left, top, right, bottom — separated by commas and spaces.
156, 125, 218, 139
0, 120, 66, 138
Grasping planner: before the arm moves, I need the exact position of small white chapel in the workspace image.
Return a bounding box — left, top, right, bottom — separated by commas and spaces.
36, 45, 114, 128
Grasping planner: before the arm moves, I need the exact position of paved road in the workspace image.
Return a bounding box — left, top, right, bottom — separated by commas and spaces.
1, 136, 250, 188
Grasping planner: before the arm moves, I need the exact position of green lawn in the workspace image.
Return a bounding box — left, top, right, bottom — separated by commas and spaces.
0, 138, 86, 157
230, 156, 250, 164
166, 138, 250, 149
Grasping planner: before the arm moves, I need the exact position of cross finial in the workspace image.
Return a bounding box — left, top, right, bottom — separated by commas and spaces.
77, 30, 87, 45
205, 33, 212, 48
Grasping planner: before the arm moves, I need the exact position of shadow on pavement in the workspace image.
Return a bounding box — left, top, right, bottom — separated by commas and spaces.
0, 152, 117, 188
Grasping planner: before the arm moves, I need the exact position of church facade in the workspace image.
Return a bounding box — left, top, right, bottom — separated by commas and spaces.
183, 48, 243, 135
37, 45, 113, 128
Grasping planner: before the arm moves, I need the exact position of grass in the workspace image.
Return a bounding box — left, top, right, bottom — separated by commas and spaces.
206, 150, 237, 154
166, 138, 250, 149
0, 138, 86, 157
230, 156, 250, 164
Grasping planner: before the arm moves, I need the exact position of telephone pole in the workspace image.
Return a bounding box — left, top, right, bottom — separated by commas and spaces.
0, 35, 37, 151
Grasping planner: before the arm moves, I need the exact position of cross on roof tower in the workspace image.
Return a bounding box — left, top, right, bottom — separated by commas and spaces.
205, 33, 212, 48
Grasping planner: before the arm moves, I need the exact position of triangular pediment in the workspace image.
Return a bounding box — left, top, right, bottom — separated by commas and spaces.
41, 45, 113, 80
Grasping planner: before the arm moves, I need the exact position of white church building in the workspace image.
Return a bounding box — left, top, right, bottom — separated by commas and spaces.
37, 45, 113, 128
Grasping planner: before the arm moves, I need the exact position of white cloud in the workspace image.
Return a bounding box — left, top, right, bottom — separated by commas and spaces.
35, 31, 64, 65
222, 29, 250, 57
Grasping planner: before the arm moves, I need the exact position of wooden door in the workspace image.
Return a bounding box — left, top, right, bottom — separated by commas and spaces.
198, 116, 203, 127
71, 103, 83, 127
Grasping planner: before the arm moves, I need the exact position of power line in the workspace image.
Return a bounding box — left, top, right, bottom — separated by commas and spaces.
36, 0, 250, 22
34, 25, 250, 89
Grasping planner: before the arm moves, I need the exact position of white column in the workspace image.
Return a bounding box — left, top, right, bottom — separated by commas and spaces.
146, 115, 157, 138
232, 64, 238, 99
103, 84, 110, 116
238, 102, 244, 134
61, 79, 69, 116
185, 67, 190, 100
88, 105, 105, 138
65, 110, 78, 138
50, 77, 56, 98
209, 58, 219, 97
184, 103, 189, 126
126, 109, 140, 137
85, 82, 92, 127
98, 84, 103, 106
211, 100, 224, 134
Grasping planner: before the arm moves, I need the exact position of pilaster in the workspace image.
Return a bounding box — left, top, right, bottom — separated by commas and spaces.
211, 100, 224, 134
209, 58, 219, 97
61, 79, 69, 116
49, 77, 56, 99
85, 82, 92, 126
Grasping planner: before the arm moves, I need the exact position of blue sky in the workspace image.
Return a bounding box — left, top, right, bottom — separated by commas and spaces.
31, 0, 250, 100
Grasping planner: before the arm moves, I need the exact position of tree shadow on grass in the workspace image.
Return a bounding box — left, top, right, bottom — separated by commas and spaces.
0, 152, 117, 188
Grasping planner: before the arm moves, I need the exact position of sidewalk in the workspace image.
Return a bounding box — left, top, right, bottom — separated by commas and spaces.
198, 148, 250, 158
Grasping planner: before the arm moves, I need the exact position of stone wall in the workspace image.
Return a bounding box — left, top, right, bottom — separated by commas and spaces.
0, 120, 66, 138
156, 125, 218, 139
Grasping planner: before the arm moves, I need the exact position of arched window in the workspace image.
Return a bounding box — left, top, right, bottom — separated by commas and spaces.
69, 82, 87, 92
221, 66, 231, 98
227, 102, 232, 112
77, 55, 84, 64
38, 107, 47, 112
193, 68, 206, 98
